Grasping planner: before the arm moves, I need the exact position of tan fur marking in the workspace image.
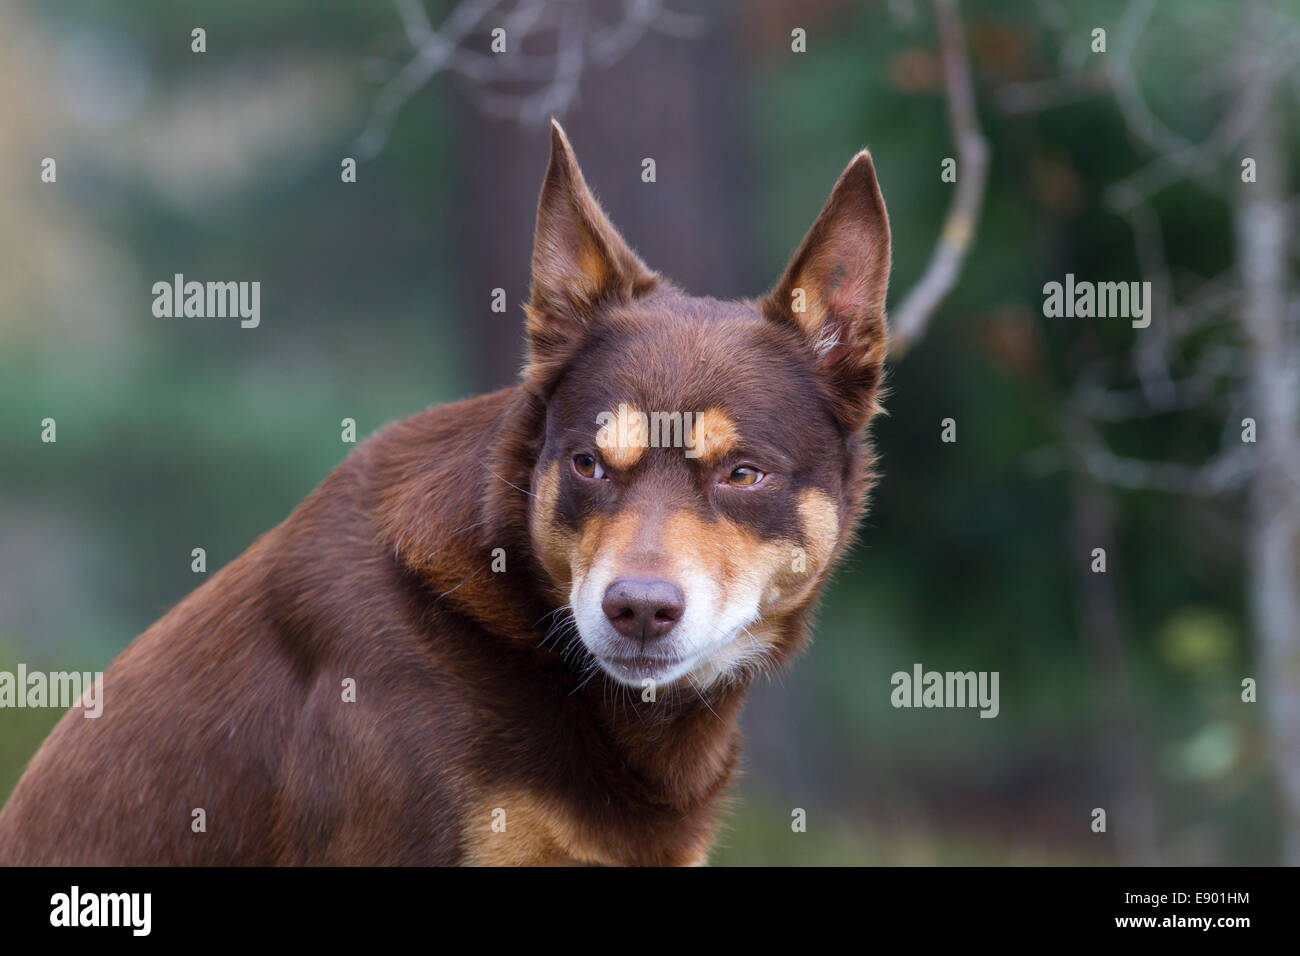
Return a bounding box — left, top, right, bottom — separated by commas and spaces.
575, 509, 641, 579
690, 408, 740, 466
577, 241, 610, 295
661, 510, 770, 620
654, 504, 842, 618
789, 284, 831, 340
797, 489, 840, 570
755, 490, 841, 616
462, 786, 719, 867
463, 790, 608, 866
530, 462, 574, 592
597, 402, 647, 469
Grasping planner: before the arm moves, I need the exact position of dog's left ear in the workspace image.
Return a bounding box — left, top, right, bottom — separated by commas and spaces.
761, 151, 891, 431
524, 120, 657, 384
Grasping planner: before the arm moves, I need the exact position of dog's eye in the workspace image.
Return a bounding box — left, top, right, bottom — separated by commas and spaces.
726, 466, 764, 487
572, 454, 605, 480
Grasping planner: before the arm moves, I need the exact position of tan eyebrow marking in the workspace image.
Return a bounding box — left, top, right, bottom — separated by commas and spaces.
689, 408, 740, 465
595, 402, 647, 469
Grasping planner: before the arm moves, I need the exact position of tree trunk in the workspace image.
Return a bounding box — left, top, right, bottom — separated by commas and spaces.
1069, 476, 1161, 863
452, 12, 755, 391
1235, 15, 1300, 863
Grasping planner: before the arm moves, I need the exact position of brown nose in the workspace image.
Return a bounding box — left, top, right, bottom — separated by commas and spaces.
602, 578, 685, 644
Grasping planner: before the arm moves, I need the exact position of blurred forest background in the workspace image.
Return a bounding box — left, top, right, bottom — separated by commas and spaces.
2, 0, 1298, 865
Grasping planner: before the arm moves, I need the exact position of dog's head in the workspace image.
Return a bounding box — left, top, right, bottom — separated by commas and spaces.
526, 122, 890, 691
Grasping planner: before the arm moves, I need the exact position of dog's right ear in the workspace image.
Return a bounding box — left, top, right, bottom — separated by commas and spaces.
523, 121, 656, 384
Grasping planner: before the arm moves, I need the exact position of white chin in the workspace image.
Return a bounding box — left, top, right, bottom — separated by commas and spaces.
591, 649, 700, 688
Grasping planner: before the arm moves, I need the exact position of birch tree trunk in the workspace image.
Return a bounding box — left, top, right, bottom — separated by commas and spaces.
1235, 19, 1300, 863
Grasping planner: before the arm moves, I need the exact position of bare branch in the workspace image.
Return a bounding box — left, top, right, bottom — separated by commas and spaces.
1063, 410, 1257, 496
355, 0, 706, 160
996, 70, 1107, 114
1105, 36, 1299, 212
889, 0, 990, 357
1107, 0, 1196, 157
356, 0, 498, 160
1074, 346, 1241, 421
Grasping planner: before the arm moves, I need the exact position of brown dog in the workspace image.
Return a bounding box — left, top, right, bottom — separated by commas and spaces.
0, 122, 890, 865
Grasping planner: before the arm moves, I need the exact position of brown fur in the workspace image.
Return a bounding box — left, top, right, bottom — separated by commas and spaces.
0, 122, 890, 866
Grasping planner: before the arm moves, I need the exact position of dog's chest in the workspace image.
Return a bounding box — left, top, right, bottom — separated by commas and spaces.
459, 788, 715, 866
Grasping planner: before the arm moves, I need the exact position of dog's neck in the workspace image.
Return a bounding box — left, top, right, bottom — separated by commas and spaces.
591, 681, 747, 809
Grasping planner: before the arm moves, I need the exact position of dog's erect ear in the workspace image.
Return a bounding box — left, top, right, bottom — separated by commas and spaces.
524, 121, 656, 382
761, 151, 891, 431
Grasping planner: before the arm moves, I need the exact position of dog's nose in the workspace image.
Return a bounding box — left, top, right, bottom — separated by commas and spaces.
602, 578, 685, 644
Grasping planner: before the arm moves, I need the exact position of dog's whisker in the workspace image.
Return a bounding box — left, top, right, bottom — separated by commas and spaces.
685, 674, 722, 721
450, 517, 492, 536
483, 466, 537, 498
568, 660, 602, 696
438, 579, 469, 598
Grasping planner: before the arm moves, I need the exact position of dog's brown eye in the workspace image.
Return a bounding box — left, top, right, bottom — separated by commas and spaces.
727, 466, 764, 487
573, 454, 605, 480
